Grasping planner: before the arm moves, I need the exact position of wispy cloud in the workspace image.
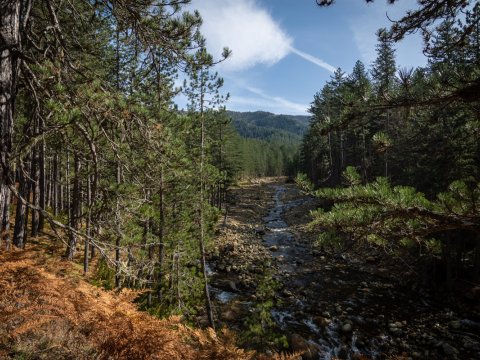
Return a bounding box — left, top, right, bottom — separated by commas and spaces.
191, 0, 335, 73
290, 47, 336, 73
241, 85, 308, 114
229, 95, 308, 115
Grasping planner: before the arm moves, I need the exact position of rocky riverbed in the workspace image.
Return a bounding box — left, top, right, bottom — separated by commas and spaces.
208, 179, 480, 359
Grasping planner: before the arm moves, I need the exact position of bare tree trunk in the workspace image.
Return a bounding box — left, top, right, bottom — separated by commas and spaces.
46, 155, 51, 208
2, 188, 11, 250
65, 152, 80, 260
0, 1, 20, 233
53, 154, 59, 215
143, 216, 152, 305
157, 169, 165, 301
23, 157, 33, 245
31, 146, 40, 237
115, 163, 121, 288
38, 138, 46, 231
13, 164, 27, 248
84, 171, 91, 273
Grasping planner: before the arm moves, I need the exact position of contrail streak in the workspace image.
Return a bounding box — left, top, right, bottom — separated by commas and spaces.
290, 47, 336, 73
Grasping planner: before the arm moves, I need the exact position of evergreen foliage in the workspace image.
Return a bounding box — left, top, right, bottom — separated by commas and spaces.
0, 0, 239, 324
301, 1, 480, 287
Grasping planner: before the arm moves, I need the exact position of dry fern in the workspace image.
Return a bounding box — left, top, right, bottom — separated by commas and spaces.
0, 244, 294, 359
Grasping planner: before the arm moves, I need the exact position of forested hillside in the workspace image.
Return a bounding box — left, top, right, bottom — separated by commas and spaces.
228, 111, 309, 178
229, 111, 309, 140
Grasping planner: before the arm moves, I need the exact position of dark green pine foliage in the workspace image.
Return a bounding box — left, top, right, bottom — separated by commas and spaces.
0, 0, 242, 326
299, 4, 480, 289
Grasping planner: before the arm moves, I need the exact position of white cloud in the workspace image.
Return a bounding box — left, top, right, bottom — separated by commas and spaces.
241, 85, 308, 114
191, 0, 335, 73
192, 0, 292, 71
229, 95, 308, 115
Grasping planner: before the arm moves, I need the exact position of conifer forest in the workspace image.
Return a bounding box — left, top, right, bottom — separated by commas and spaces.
0, 0, 479, 359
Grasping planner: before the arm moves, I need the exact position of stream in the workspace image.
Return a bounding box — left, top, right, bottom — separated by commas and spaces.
210, 185, 480, 359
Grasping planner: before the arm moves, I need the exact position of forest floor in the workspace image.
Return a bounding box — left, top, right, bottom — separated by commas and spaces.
0, 234, 293, 360
209, 178, 480, 360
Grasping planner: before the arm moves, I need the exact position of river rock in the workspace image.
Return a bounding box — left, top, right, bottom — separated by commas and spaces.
254, 226, 266, 236
269, 245, 278, 251
228, 281, 237, 292
389, 322, 403, 335
289, 334, 318, 360
313, 316, 329, 328
222, 309, 236, 321
450, 320, 461, 329
342, 323, 352, 333
442, 342, 458, 356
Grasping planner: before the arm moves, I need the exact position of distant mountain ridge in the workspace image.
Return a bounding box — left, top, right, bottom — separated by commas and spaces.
228, 111, 310, 141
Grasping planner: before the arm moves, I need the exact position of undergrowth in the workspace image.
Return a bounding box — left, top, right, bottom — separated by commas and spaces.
0, 242, 281, 360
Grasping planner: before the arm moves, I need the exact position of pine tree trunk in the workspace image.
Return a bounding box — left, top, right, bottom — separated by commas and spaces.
53, 154, 59, 216
84, 172, 91, 273
38, 120, 46, 231
46, 154, 51, 208
23, 158, 32, 246
115, 163, 121, 288
65, 152, 80, 260
200, 103, 215, 330
157, 169, 165, 301
13, 165, 28, 248
0, 1, 20, 235
2, 188, 11, 250
30, 146, 40, 237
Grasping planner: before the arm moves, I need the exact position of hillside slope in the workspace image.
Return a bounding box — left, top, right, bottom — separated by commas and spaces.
228, 111, 310, 141
0, 239, 287, 360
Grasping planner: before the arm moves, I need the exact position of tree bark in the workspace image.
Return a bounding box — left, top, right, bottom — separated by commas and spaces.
199, 98, 215, 330
157, 169, 165, 301
0, 1, 21, 234
53, 154, 59, 215
115, 162, 121, 288
2, 187, 11, 250
13, 164, 27, 248
38, 137, 46, 231
65, 152, 80, 260
84, 171, 91, 273
30, 145, 40, 237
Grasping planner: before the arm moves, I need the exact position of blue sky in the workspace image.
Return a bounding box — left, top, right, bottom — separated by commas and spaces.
178, 0, 428, 115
